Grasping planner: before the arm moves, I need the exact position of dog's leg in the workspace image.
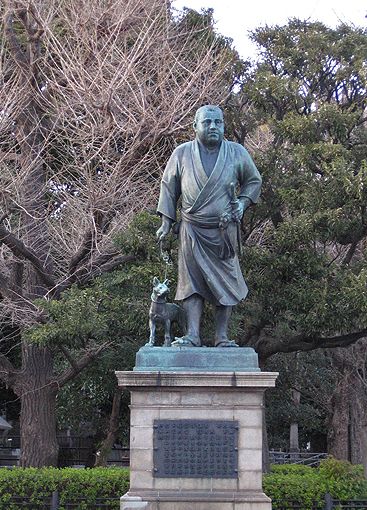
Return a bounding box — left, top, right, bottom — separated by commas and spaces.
148, 317, 156, 346
164, 319, 171, 347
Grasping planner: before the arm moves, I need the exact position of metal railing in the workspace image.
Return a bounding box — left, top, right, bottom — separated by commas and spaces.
3, 492, 367, 509
325, 493, 367, 509
2, 492, 120, 509
269, 450, 328, 467
272, 495, 367, 510
0, 436, 130, 468
272, 500, 322, 509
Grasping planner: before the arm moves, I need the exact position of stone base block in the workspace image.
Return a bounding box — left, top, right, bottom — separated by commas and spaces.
121, 490, 272, 510
117, 368, 278, 510
121, 495, 151, 509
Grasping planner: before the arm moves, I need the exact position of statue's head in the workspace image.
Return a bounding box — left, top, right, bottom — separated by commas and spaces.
193, 105, 224, 148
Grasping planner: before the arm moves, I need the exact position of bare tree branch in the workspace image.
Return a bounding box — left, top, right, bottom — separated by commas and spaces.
0, 0, 233, 326
0, 271, 10, 296
57, 341, 112, 388
68, 210, 116, 275
0, 225, 56, 289
55, 254, 135, 296
58, 345, 78, 371
0, 0, 237, 467
342, 240, 359, 266
255, 329, 367, 360
84, 254, 136, 282
68, 231, 94, 275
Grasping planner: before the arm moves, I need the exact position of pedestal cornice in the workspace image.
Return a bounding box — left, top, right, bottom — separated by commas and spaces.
115, 371, 278, 389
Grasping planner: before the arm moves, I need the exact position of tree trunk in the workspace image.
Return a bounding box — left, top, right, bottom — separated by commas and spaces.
16, 127, 58, 466
361, 425, 367, 478
347, 370, 367, 467
327, 346, 367, 468
15, 344, 58, 467
327, 372, 350, 460
14, 48, 58, 462
349, 375, 364, 465
95, 388, 122, 467
95, 388, 123, 467
289, 389, 300, 456
289, 423, 299, 452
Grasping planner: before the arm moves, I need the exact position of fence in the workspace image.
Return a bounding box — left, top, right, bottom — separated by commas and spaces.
325, 493, 367, 509
0, 436, 130, 468
272, 501, 322, 510
5, 493, 367, 510
269, 450, 328, 467
272, 494, 367, 509
2, 447, 327, 469
3, 492, 120, 509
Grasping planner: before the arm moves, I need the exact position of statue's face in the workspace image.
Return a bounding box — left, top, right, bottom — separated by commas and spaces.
194, 107, 224, 148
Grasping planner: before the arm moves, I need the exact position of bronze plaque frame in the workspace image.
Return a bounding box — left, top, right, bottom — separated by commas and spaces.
153, 419, 239, 478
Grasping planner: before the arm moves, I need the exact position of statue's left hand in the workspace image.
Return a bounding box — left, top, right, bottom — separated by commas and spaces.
231, 201, 244, 223
232, 197, 252, 222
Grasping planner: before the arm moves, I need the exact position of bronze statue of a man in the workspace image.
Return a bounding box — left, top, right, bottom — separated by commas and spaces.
156, 105, 262, 347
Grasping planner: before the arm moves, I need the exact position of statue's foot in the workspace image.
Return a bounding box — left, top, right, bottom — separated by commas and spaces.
215, 339, 239, 348
172, 335, 201, 347
144, 340, 155, 347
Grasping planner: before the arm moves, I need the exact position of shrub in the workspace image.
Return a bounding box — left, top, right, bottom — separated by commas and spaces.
264, 464, 326, 509
264, 459, 367, 509
0, 467, 129, 510
1, 459, 367, 510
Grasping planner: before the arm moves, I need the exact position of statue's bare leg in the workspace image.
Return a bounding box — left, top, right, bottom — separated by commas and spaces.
214, 305, 239, 347
172, 294, 202, 347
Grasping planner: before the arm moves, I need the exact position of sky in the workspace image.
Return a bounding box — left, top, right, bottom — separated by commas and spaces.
172, 0, 366, 59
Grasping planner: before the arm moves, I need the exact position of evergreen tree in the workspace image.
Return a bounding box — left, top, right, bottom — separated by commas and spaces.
229, 20, 367, 360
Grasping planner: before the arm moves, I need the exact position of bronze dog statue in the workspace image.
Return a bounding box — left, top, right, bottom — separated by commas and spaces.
146, 277, 186, 347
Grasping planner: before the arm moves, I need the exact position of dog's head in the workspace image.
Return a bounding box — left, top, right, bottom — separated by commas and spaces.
152, 277, 170, 298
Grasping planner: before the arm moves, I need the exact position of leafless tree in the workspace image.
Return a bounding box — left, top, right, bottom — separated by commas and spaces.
0, 0, 236, 466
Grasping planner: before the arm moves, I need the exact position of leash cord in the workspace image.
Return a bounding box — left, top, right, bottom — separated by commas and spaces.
159, 240, 173, 280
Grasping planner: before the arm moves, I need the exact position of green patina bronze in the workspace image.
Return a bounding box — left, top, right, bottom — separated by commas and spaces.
134, 346, 260, 372
156, 105, 262, 348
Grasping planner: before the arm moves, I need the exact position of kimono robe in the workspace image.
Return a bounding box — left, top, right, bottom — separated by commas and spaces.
157, 139, 262, 306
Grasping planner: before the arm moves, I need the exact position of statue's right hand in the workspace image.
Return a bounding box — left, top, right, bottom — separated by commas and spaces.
156, 222, 171, 243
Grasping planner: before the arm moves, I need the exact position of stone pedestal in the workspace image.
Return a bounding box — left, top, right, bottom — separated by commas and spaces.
116, 347, 277, 510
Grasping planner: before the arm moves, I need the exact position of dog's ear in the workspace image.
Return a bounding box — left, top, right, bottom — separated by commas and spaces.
153, 276, 159, 286
163, 279, 170, 286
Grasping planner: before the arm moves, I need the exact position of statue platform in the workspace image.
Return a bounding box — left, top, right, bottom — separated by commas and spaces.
116, 346, 277, 510
134, 346, 260, 372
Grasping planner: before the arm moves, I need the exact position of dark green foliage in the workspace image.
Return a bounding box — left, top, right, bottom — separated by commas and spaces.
27, 211, 241, 435
265, 459, 367, 509
28, 212, 168, 348
25, 212, 181, 437
265, 351, 333, 450
0, 467, 129, 510
225, 21, 367, 358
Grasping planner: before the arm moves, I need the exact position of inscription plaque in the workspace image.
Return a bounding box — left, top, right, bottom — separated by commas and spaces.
153, 419, 238, 478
